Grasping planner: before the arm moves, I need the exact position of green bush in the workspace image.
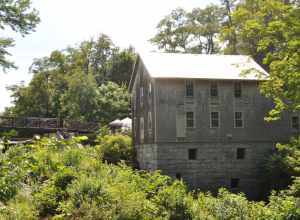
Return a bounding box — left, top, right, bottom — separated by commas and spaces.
96, 133, 136, 166
0, 136, 299, 219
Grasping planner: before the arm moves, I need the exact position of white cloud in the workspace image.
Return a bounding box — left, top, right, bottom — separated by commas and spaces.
0, 0, 218, 112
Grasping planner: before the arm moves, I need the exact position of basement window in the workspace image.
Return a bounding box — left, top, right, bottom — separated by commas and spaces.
291, 116, 299, 130
230, 178, 240, 188
236, 148, 246, 160
188, 148, 197, 160
176, 173, 182, 180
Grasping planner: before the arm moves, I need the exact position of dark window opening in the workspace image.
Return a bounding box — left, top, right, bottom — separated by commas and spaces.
176, 173, 182, 180
234, 82, 242, 98
235, 112, 243, 128
186, 112, 194, 128
210, 83, 218, 97
231, 178, 240, 188
292, 116, 299, 130
188, 148, 197, 160
211, 112, 219, 128
237, 148, 246, 159
186, 80, 194, 97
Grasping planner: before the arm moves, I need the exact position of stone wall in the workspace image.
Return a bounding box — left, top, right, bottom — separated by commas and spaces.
138, 142, 274, 200
136, 144, 158, 171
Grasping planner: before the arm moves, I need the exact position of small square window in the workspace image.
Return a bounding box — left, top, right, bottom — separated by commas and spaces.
236, 148, 246, 159
188, 149, 197, 160
186, 80, 194, 97
176, 173, 182, 180
230, 178, 240, 188
234, 112, 243, 128
186, 112, 194, 128
234, 82, 242, 98
211, 112, 220, 128
210, 83, 218, 97
291, 116, 299, 130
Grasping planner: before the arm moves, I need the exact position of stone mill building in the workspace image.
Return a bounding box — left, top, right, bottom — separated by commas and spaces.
129, 52, 299, 199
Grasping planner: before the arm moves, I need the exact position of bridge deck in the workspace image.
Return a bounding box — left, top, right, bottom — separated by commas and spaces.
0, 117, 99, 133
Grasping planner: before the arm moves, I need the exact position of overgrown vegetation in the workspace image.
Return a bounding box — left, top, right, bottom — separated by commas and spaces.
0, 136, 299, 219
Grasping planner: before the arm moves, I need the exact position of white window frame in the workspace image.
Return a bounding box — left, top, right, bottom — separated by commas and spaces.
234, 111, 244, 128
210, 111, 220, 128
185, 80, 194, 97
186, 111, 195, 128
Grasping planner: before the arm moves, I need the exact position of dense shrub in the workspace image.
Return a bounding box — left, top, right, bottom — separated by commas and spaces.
96, 133, 136, 166
0, 136, 299, 219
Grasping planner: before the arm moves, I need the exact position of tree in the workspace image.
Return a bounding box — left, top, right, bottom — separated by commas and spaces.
187, 5, 223, 54
150, 8, 190, 53
6, 34, 134, 123
59, 71, 99, 122
96, 81, 130, 124
223, 0, 300, 120
0, 0, 40, 70
220, 0, 238, 54
150, 5, 224, 54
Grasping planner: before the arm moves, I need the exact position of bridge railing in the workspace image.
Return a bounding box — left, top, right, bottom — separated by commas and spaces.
0, 117, 99, 132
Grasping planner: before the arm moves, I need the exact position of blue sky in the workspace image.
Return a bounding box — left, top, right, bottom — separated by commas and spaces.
0, 0, 218, 112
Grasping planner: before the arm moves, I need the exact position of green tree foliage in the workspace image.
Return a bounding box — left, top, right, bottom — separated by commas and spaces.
150, 5, 224, 54
96, 82, 130, 124
6, 34, 134, 122
0, 0, 40, 70
221, 0, 300, 120
0, 137, 299, 219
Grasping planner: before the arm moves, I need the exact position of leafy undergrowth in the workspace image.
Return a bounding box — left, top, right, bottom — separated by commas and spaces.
0, 136, 299, 220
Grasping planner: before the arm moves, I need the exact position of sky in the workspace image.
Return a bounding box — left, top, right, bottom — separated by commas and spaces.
0, 0, 218, 112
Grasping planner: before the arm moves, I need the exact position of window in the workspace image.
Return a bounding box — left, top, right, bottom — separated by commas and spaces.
211, 112, 220, 128
148, 111, 152, 130
188, 149, 197, 160
148, 83, 152, 104
234, 112, 243, 128
234, 82, 242, 98
140, 87, 144, 107
176, 173, 182, 180
132, 92, 136, 112
236, 148, 246, 159
148, 83, 152, 96
186, 80, 194, 97
186, 112, 194, 128
210, 83, 218, 97
291, 116, 299, 130
140, 117, 144, 144
230, 178, 240, 188
133, 117, 137, 135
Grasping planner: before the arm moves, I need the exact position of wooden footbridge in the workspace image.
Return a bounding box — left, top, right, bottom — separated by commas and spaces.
0, 116, 99, 133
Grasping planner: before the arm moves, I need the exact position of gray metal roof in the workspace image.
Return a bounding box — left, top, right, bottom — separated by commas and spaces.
139, 52, 268, 80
